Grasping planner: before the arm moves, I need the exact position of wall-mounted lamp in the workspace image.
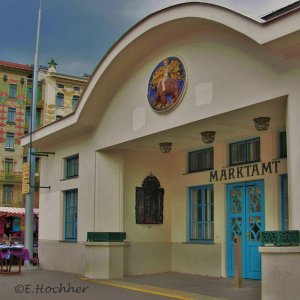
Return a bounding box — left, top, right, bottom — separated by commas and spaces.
201, 131, 216, 144
159, 142, 172, 153
253, 117, 270, 131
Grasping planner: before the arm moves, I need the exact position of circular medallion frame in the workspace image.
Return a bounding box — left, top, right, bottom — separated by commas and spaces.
147, 56, 186, 113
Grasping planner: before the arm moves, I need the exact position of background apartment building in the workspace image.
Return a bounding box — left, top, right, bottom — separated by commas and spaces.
0, 59, 88, 241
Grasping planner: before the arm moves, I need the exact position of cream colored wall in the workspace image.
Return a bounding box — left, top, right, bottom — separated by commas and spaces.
286, 89, 300, 230
39, 239, 86, 274
93, 27, 289, 151
39, 132, 95, 242
260, 246, 300, 300
35, 15, 297, 278
122, 150, 171, 242
94, 151, 124, 232
121, 150, 172, 275
168, 130, 287, 277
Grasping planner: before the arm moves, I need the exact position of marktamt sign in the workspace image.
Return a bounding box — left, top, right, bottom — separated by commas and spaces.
209, 160, 280, 182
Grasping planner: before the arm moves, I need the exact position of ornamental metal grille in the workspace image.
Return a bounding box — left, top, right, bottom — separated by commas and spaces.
135, 174, 164, 224
261, 230, 299, 246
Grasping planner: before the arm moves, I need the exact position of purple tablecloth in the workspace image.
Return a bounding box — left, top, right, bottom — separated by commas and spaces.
0, 248, 31, 261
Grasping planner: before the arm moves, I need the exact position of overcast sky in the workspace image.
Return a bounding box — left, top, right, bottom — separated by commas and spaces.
0, 0, 295, 76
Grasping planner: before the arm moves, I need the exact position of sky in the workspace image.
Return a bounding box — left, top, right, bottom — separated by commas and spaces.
0, 0, 296, 76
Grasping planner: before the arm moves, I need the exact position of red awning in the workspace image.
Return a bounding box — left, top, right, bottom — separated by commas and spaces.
0, 207, 39, 218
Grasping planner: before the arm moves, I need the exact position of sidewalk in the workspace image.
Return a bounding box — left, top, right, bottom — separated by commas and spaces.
0, 268, 260, 300
112, 272, 261, 300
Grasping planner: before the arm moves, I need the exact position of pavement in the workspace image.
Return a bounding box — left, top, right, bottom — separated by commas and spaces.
0, 267, 261, 300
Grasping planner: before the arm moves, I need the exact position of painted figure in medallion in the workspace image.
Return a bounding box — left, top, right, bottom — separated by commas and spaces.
147, 57, 186, 113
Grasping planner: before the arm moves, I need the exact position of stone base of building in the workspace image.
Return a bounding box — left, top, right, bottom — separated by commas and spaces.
84, 241, 124, 279
38, 240, 222, 279
39, 239, 86, 274
259, 246, 300, 300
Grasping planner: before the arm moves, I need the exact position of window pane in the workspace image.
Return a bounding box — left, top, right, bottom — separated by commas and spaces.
205, 222, 214, 240
65, 190, 78, 240
238, 143, 246, 163
247, 139, 260, 162
3, 186, 13, 206
6, 133, 14, 149
7, 108, 16, 123
66, 155, 79, 178
191, 189, 197, 206
188, 148, 213, 172
189, 185, 214, 241
281, 175, 289, 230
5, 159, 13, 174
190, 207, 196, 223
9, 84, 17, 98
197, 223, 202, 239
56, 93, 64, 107
280, 132, 287, 158
230, 138, 260, 165
72, 95, 80, 109
65, 223, 73, 239
191, 223, 197, 239
197, 205, 202, 222
27, 86, 33, 100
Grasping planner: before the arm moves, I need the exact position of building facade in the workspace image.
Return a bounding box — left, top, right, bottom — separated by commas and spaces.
0, 61, 36, 207
40, 59, 88, 125
22, 2, 300, 299
0, 59, 87, 242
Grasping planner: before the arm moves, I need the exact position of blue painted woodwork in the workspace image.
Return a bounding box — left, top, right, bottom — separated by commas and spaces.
226, 180, 265, 280
281, 174, 288, 230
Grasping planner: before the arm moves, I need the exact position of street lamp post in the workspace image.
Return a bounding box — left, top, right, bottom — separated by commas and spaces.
24, 0, 42, 262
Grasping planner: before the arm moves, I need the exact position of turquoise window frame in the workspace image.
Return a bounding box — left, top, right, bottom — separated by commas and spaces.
281, 174, 289, 230
188, 147, 213, 173
65, 154, 79, 179
229, 137, 260, 166
64, 189, 78, 240
188, 185, 214, 242
279, 131, 287, 158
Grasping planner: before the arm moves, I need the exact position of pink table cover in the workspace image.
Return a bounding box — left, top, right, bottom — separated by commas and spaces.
0, 248, 31, 261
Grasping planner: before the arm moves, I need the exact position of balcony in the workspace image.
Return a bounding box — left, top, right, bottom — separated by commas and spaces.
0, 173, 22, 184
0, 199, 24, 208
24, 121, 43, 131
0, 173, 40, 186
25, 98, 44, 108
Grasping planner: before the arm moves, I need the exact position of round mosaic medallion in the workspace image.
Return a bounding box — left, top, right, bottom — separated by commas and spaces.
147, 57, 186, 113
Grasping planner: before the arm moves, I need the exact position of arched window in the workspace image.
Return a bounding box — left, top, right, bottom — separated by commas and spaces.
56, 93, 64, 107
72, 95, 80, 109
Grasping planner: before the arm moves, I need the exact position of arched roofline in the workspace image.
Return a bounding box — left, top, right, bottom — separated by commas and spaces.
21, 2, 300, 148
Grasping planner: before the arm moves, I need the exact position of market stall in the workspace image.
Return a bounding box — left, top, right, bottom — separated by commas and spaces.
0, 207, 39, 244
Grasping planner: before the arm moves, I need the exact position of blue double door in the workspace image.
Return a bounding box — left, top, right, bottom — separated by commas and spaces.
226, 180, 265, 280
